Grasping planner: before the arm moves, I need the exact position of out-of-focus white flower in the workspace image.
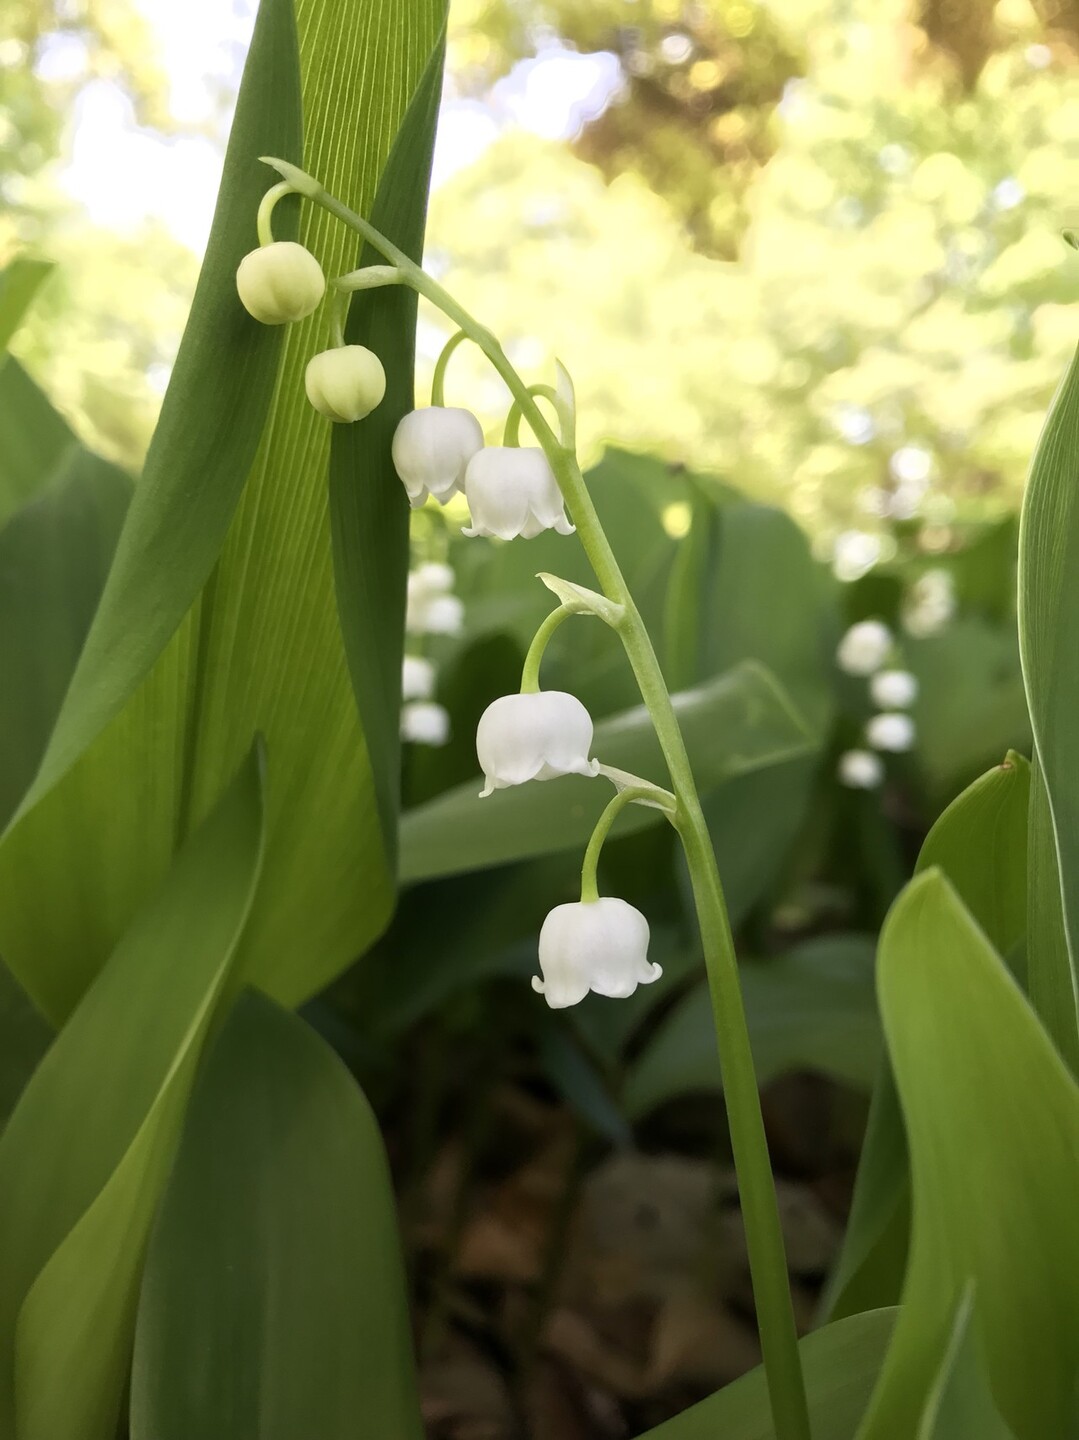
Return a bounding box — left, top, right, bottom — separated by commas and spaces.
533, 897, 662, 1008
838, 749, 884, 789
305, 345, 386, 423
837, 620, 893, 676
903, 569, 956, 637
406, 564, 464, 636
833, 530, 882, 582
870, 669, 918, 709
476, 691, 599, 797
463, 447, 574, 540
402, 655, 436, 701
236, 241, 325, 324
392, 407, 484, 506
867, 712, 916, 752
401, 701, 450, 746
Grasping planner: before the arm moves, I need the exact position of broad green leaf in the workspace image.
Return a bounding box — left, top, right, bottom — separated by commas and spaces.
0, 965, 50, 1133
400, 661, 814, 882
131, 991, 421, 1440
917, 1289, 1017, 1440
623, 935, 880, 1118
330, 26, 446, 867
0, 451, 131, 827
1027, 751, 1079, 1073
0, 0, 447, 1022
827, 753, 1032, 1324
914, 749, 1029, 962
0, 259, 53, 352
0, 357, 79, 526
637, 1307, 896, 1440
537, 1021, 630, 1145
857, 871, 1079, 1440
820, 1062, 909, 1323
907, 618, 1030, 796
0, 747, 264, 1440
697, 499, 837, 732
1018, 340, 1079, 1040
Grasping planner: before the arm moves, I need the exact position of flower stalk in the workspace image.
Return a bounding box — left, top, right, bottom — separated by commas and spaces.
262, 156, 811, 1440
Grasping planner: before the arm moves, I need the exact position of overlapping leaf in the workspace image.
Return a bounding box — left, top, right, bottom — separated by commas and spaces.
857, 871, 1079, 1439
0, 0, 447, 1023
0, 747, 264, 1440
1017, 338, 1079, 1064
131, 991, 421, 1440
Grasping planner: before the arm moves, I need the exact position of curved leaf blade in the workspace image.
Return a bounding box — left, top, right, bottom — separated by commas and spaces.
131, 990, 422, 1440
857, 871, 1079, 1439
0, 746, 265, 1440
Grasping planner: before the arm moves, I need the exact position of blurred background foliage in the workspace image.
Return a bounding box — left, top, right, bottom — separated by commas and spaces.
4, 0, 1079, 542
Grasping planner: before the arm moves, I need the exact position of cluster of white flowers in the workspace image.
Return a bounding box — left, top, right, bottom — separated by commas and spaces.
238, 236, 657, 1008
835, 620, 918, 789
392, 410, 573, 542
400, 566, 462, 748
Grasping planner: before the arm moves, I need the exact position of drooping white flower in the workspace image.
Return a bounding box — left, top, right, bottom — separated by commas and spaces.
305, 345, 386, 423
476, 691, 599, 797
838, 749, 884, 789
836, 620, 893, 676
402, 655, 436, 701
533, 898, 662, 1009
870, 669, 918, 709
401, 701, 450, 746
405, 565, 464, 636
462, 447, 574, 540
236, 241, 325, 324
392, 407, 484, 506
867, 712, 916, 752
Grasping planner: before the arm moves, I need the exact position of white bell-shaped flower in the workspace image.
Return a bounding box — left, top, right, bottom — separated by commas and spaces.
392, 407, 484, 506
462, 447, 574, 540
401, 701, 450, 746
867, 712, 916, 752
838, 749, 884, 789
836, 620, 893, 676
402, 655, 436, 701
305, 345, 386, 423
236, 241, 325, 325
869, 669, 918, 709
533, 898, 662, 1009
476, 691, 599, 797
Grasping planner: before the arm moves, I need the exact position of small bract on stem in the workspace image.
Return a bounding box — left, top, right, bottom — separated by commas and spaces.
249, 156, 812, 1440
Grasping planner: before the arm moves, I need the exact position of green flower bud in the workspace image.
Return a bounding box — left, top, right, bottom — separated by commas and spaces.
304, 345, 386, 423
236, 241, 325, 325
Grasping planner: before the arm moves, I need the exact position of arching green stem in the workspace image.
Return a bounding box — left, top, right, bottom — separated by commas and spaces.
431, 328, 471, 407
256, 181, 294, 247
504, 383, 572, 448
581, 787, 662, 902
520, 606, 572, 693
262, 156, 811, 1440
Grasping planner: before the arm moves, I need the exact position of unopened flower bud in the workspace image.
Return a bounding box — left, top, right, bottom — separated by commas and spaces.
392, 407, 484, 506
533, 898, 662, 1008
867, 712, 916, 752
476, 691, 598, 797
402, 655, 436, 701
837, 620, 892, 676
401, 700, 450, 746
236, 241, 325, 325
870, 669, 918, 709
305, 345, 386, 423
838, 749, 884, 789
463, 447, 573, 541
